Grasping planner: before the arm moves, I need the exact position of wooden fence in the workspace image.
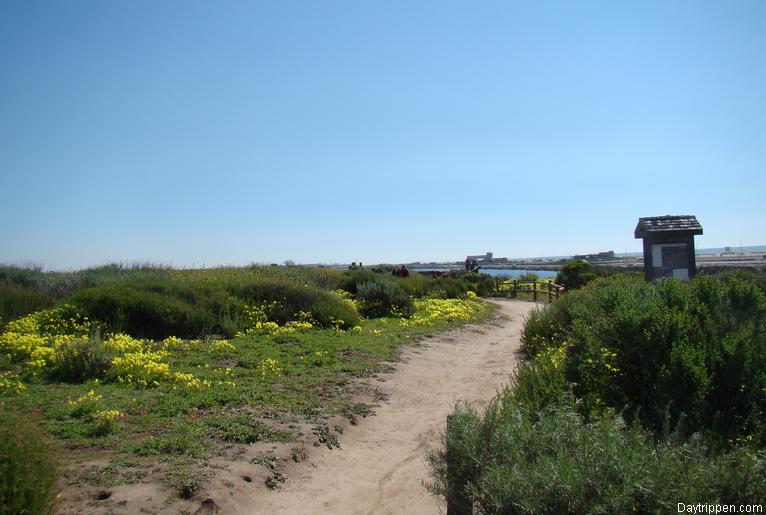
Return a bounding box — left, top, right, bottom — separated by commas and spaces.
495, 278, 564, 302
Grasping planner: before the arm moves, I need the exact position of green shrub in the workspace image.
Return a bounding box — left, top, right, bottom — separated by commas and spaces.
460, 272, 496, 297
437, 277, 469, 299
0, 410, 59, 515
227, 278, 360, 329
521, 273, 766, 447
556, 259, 606, 290
69, 282, 214, 339
356, 280, 414, 318
46, 336, 116, 383
507, 351, 568, 416
0, 282, 54, 327
428, 398, 766, 514
0, 265, 44, 289
336, 269, 379, 294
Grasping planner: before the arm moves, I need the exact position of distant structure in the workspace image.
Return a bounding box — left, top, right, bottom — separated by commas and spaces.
635, 215, 703, 282
573, 251, 615, 262
467, 252, 493, 262
465, 252, 509, 265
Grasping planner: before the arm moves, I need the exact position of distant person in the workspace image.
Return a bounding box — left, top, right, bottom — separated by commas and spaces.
399, 264, 409, 278
465, 259, 470, 272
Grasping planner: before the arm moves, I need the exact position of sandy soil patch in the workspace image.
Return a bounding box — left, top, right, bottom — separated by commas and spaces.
220, 299, 536, 515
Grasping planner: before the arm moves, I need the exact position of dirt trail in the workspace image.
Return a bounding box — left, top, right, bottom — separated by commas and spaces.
229, 299, 536, 515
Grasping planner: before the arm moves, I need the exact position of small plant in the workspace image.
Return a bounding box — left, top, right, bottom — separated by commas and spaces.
132, 421, 209, 457
164, 462, 208, 499
204, 411, 291, 444
88, 409, 122, 437
256, 358, 283, 381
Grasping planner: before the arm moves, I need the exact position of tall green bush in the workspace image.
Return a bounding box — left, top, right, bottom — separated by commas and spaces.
555, 259, 605, 290
521, 273, 766, 447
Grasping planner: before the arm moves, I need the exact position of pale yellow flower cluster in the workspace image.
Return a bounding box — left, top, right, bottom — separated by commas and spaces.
0, 371, 26, 394
0, 307, 226, 391
331, 289, 361, 316
537, 344, 568, 369
257, 358, 283, 381
0, 306, 95, 368
400, 296, 486, 327
234, 303, 317, 338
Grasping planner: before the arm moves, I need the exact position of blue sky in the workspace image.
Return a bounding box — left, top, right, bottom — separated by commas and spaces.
1, 1, 764, 269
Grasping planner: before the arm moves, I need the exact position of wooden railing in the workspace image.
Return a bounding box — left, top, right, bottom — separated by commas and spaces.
495, 278, 564, 302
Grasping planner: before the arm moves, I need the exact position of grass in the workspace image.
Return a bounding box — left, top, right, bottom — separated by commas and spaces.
0, 265, 493, 509
0, 411, 60, 515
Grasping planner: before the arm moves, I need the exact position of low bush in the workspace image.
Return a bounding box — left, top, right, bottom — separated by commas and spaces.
227, 278, 360, 329
0, 410, 60, 515
69, 282, 214, 339
356, 280, 413, 318
459, 272, 496, 297
67, 273, 363, 339
428, 397, 766, 514
336, 269, 379, 294
46, 336, 116, 383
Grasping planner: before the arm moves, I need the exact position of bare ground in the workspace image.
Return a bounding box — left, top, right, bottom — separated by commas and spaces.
222, 299, 536, 515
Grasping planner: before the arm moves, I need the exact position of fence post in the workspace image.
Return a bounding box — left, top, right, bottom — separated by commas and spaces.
533, 280, 537, 301
512, 280, 517, 299
548, 282, 552, 303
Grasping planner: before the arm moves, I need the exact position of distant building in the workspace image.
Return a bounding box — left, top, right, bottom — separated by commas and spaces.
465, 252, 509, 265
467, 252, 493, 262
573, 251, 615, 262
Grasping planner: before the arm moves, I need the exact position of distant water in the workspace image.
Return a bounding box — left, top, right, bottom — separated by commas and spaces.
512, 246, 766, 260
697, 245, 766, 255
414, 268, 558, 279
480, 269, 558, 279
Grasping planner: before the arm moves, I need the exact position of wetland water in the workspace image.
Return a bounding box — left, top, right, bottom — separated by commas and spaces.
413, 268, 558, 279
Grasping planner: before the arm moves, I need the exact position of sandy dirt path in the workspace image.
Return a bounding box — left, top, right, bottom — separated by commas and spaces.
228, 299, 536, 515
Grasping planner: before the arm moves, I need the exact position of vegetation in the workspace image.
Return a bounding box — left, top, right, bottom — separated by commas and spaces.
0, 263, 493, 511
356, 280, 414, 318
555, 259, 607, 290
429, 271, 766, 512
0, 410, 60, 515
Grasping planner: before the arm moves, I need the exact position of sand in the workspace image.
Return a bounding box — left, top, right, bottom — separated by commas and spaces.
221, 299, 536, 515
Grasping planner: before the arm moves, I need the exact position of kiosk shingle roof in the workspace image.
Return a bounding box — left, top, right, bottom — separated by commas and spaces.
634, 215, 703, 238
